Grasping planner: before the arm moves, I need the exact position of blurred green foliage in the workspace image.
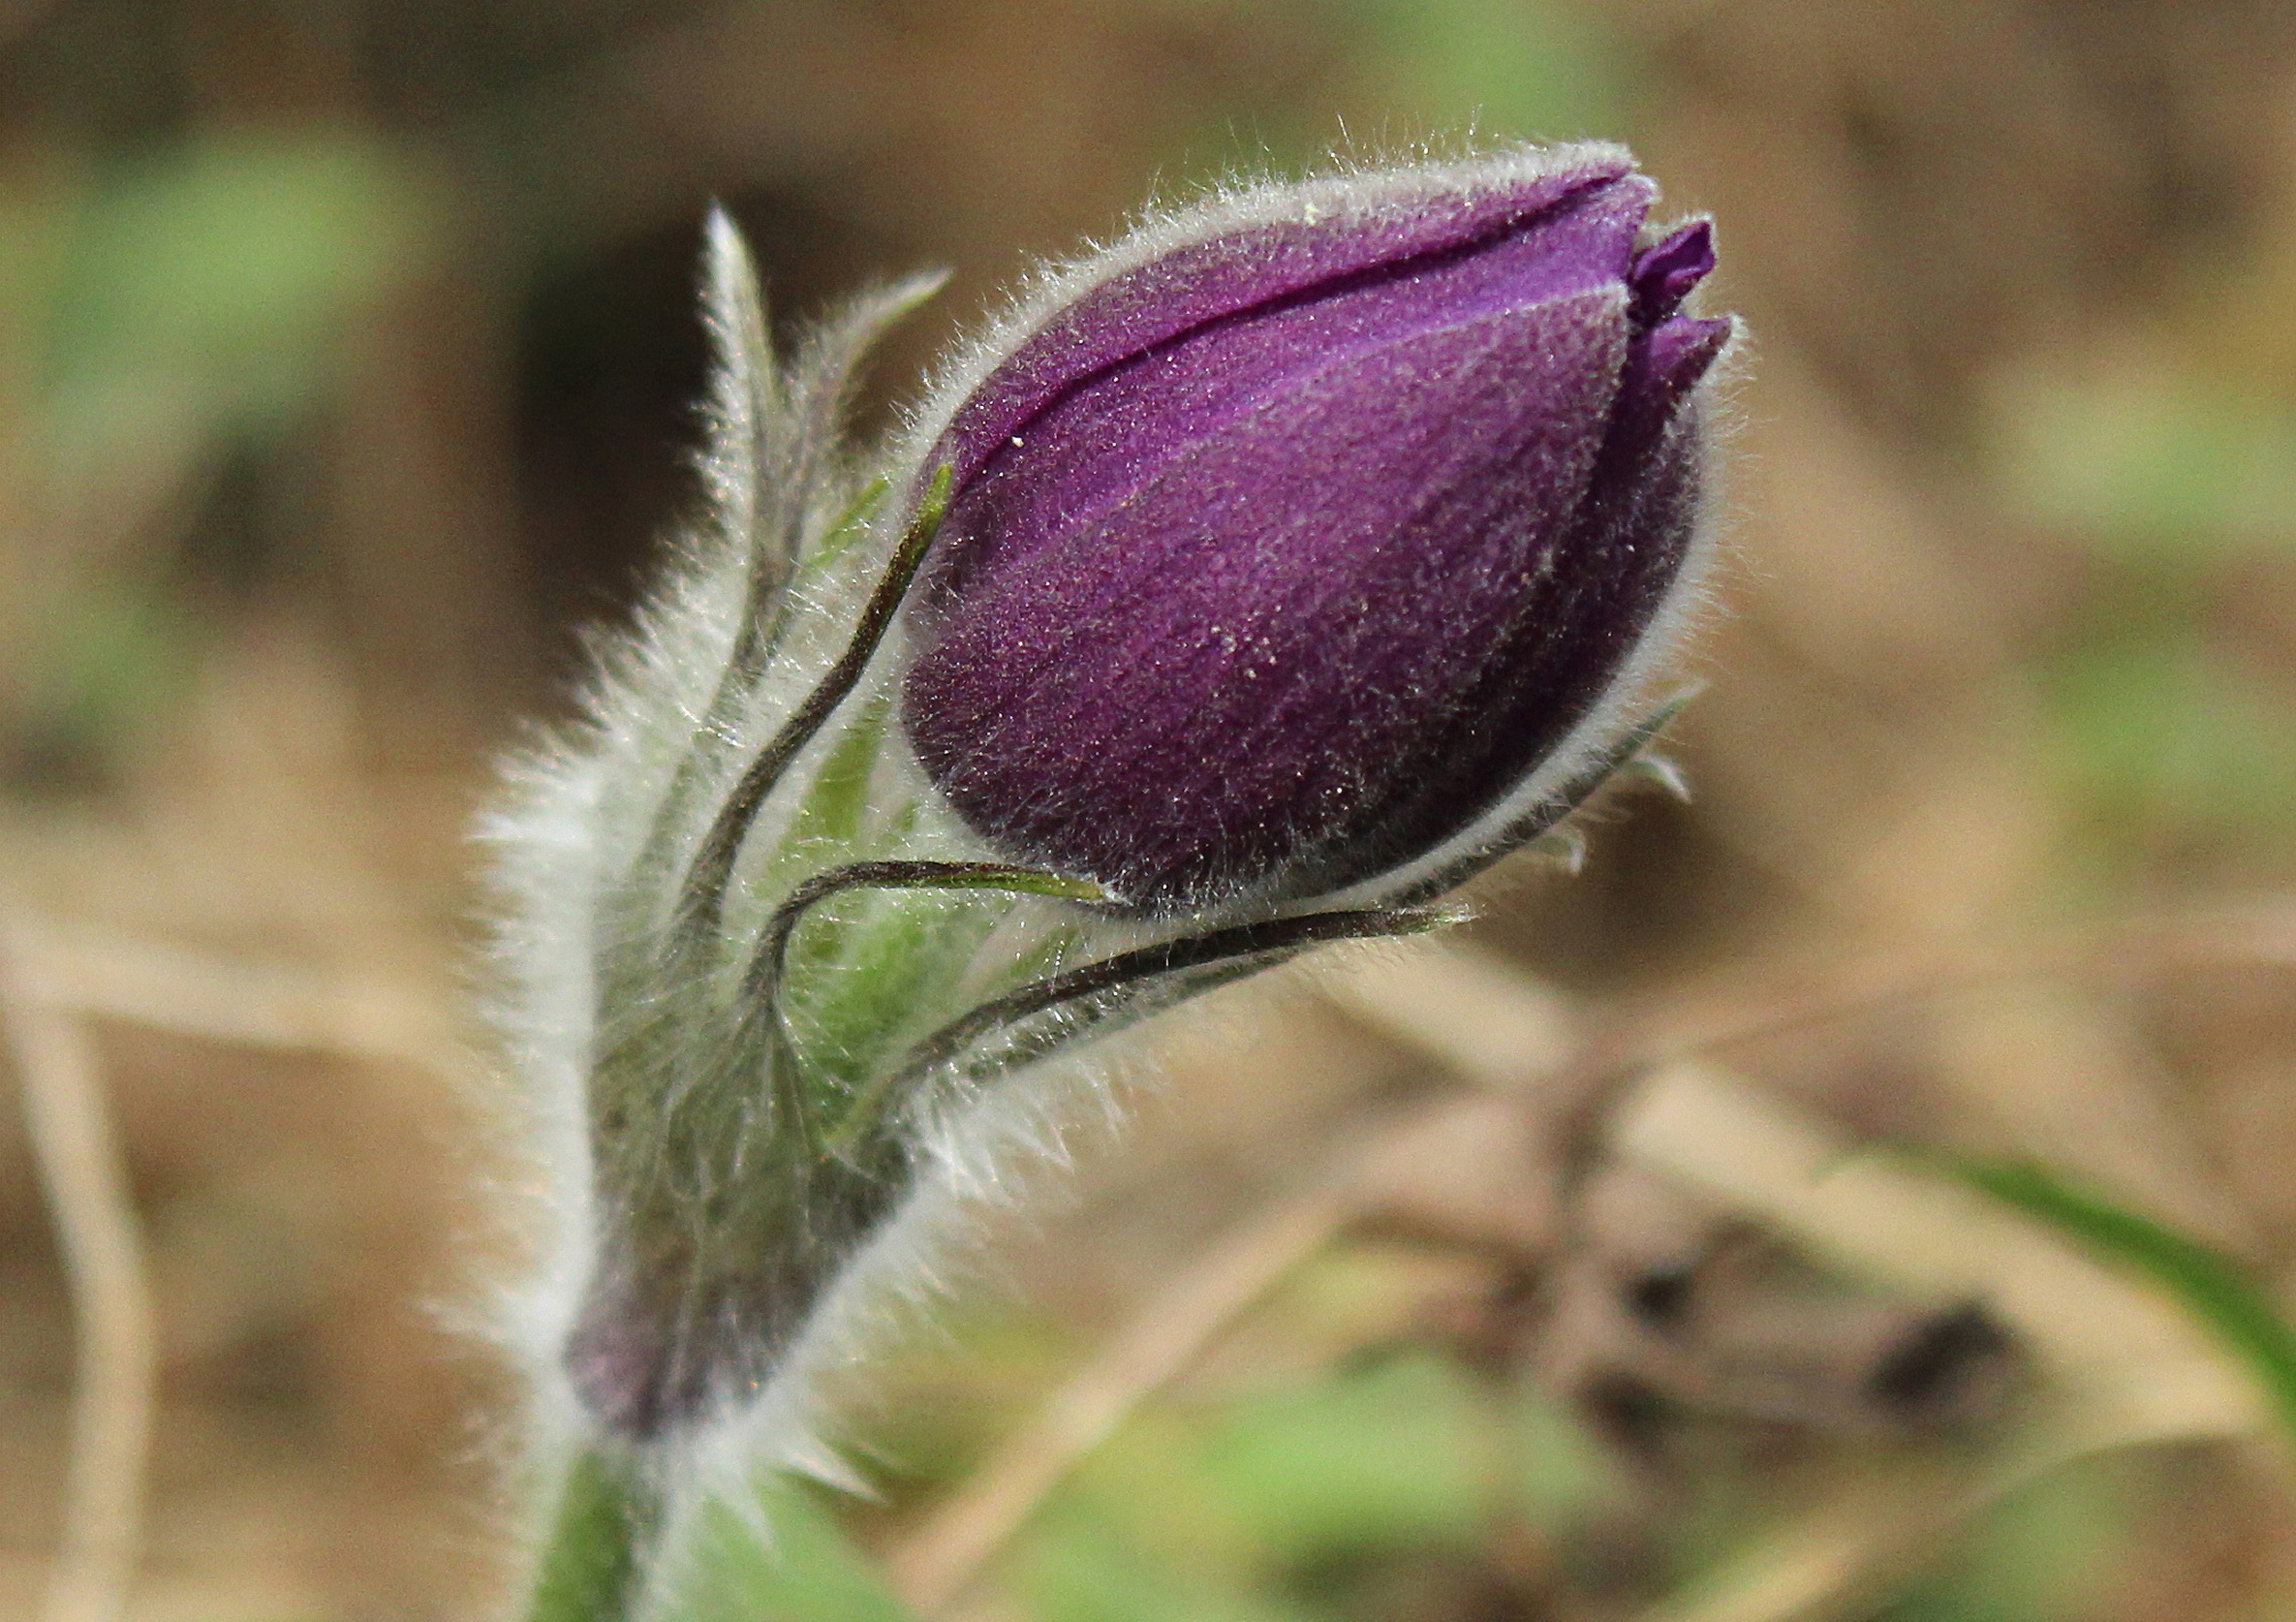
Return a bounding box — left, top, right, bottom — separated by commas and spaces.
2043, 632, 2296, 873
1350, 0, 1619, 143
1024, 1350, 1505, 1622
0, 133, 438, 784
1991, 348, 2296, 880
1993, 371, 2296, 558
1159, 0, 1622, 178
677, 1475, 921, 1622
37, 134, 435, 435
711, 1328, 2145, 1622
1874, 1460, 2129, 1622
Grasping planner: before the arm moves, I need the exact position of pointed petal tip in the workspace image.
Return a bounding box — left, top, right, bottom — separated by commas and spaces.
1647, 312, 1734, 397
1629, 219, 1717, 326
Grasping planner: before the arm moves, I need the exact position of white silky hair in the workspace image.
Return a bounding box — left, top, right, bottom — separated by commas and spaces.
473, 140, 1736, 1611
475, 207, 1185, 1607
474, 211, 959, 1583
887, 136, 1738, 920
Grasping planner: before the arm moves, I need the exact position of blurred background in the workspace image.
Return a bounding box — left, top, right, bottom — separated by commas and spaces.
5, 1, 2296, 1618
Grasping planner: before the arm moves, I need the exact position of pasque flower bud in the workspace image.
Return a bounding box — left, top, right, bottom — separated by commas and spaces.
901, 146, 1732, 912
487, 151, 1735, 1611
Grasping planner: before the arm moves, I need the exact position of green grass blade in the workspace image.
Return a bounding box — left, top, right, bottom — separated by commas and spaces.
1956, 1158, 2296, 1443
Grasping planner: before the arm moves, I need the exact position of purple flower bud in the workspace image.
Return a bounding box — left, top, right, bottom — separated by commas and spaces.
900, 147, 1733, 913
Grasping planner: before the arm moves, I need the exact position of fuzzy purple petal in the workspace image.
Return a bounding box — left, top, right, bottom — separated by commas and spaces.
1628, 220, 1716, 326
930, 158, 1644, 497
1359, 321, 1729, 882
917, 173, 1656, 619
900, 153, 1733, 911
907, 287, 1630, 906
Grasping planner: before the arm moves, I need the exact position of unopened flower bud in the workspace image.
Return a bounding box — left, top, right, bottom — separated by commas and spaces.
900, 145, 1732, 912
486, 160, 1737, 1602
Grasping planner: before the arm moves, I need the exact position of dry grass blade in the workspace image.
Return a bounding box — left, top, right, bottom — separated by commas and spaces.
1316, 930, 2290, 1622
888, 1170, 1358, 1613
1606, 898, 2296, 1078
1312, 938, 1577, 1087
0, 918, 157, 1622
890, 945, 1577, 1613
1610, 1063, 2257, 1429
28, 927, 473, 1078
1612, 1063, 2263, 1622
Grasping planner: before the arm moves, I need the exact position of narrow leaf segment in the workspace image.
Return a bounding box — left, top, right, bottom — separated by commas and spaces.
1957, 1157, 2296, 1448
682, 466, 956, 940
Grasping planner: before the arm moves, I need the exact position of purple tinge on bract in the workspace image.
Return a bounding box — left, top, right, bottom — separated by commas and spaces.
900, 156, 1733, 913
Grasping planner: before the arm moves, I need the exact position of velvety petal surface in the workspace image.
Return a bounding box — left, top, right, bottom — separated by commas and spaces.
906, 286, 1631, 908
929, 158, 1645, 498
916, 175, 1657, 627
900, 150, 1733, 911
1346, 327, 1726, 887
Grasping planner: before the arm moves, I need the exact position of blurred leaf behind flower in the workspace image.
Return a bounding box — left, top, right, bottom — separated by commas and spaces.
0, 130, 440, 790
1986, 287, 2296, 884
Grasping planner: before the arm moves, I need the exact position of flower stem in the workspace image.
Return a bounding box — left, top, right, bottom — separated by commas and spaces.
524, 1449, 651, 1622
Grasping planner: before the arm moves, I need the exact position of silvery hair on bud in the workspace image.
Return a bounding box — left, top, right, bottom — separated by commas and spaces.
475, 211, 1171, 1588
886, 137, 1736, 915
472, 141, 1735, 1591
474, 213, 949, 1512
